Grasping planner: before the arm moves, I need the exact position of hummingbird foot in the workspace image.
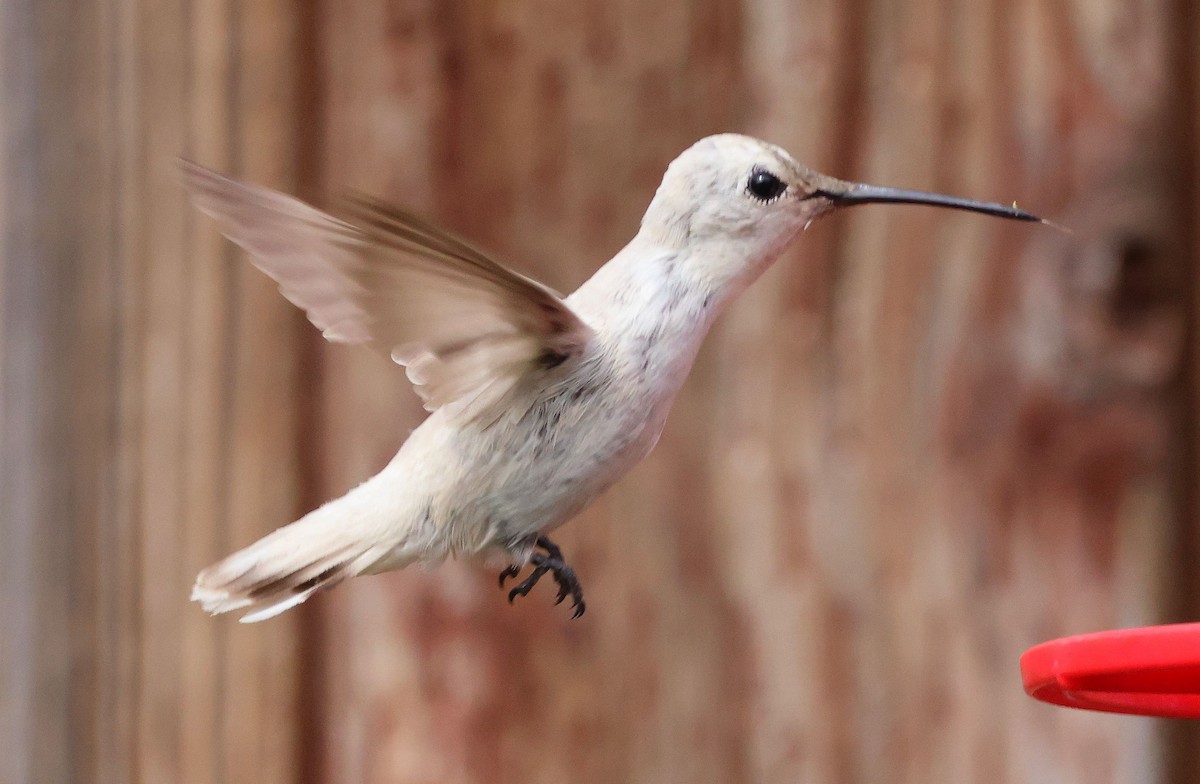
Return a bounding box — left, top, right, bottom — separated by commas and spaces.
499, 535, 586, 618
498, 564, 522, 587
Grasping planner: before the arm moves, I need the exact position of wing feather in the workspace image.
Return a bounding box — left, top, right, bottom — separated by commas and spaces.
181, 160, 593, 421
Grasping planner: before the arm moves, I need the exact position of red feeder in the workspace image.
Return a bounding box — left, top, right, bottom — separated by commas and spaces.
1021, 623, 1200, 718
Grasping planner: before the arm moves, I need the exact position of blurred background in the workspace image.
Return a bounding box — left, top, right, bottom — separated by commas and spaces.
3, 0, 1199, 782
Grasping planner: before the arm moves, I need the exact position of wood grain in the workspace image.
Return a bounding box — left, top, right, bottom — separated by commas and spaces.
311, 1, 1186, 783
1, 0, 1195, 782
0, 0, 305, 781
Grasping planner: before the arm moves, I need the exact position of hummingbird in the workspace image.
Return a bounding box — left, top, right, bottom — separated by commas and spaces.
183, 134, 1045, 622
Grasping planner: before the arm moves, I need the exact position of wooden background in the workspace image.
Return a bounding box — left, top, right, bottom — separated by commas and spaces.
3, 0, 1198, 782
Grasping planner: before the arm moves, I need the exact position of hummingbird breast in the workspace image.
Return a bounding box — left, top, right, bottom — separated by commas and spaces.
477, 350, 670, 541
405, 243, 715, 561
402, 338, 676, 563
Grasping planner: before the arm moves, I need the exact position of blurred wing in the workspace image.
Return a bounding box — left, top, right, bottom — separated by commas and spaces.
181, 160, 593, 422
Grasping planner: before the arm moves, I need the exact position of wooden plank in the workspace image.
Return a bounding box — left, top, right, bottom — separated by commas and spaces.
0, 0, 306, 780
0, 0, 75, 779
1161, 0, 1200, 780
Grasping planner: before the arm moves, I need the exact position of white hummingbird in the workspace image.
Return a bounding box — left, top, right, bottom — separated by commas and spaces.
183, 133, 1045, 622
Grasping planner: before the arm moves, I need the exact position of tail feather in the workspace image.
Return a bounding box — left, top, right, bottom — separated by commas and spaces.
192, 499, 396, 623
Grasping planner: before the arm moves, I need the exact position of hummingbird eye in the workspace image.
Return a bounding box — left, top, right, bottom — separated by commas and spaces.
747, 168, 787, 202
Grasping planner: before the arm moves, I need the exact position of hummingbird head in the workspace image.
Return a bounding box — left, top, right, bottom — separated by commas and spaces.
638, 133, 1045, 294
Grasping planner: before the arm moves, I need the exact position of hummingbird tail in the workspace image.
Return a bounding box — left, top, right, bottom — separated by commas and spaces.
191, 494, 399, 623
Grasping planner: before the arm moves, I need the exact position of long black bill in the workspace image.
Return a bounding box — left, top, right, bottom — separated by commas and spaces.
820, 182, 1045, 224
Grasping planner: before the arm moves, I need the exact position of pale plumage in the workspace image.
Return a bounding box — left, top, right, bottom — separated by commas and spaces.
184, 134, 1044, 622
182, 162, 592, 423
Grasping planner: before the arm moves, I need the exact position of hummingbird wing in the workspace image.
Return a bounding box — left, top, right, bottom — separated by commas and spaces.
181, 161, 594, 422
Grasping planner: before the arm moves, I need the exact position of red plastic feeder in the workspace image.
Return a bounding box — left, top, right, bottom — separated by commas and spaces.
1021, 623, 1200, 718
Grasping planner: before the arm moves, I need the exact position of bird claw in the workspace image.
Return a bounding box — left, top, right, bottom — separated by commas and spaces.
496, 535, 586, 618
498, 564, 521, 588
506, 565, 548, 603
549, 565, 584, 617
